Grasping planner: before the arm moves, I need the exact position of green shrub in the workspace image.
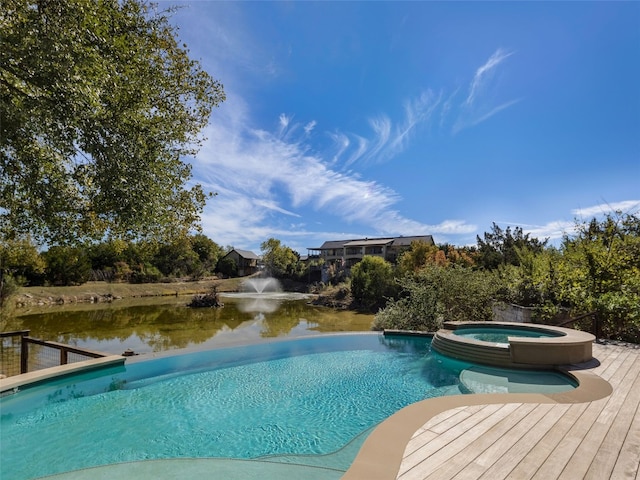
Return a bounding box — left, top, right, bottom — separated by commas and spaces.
373, 265, 499, 332
43, 246, 92, 286
350, 256, 395, 311
0, 273, 20, 307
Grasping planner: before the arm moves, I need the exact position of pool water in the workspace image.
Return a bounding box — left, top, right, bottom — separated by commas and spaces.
0, 334, 575, 480
454, 327, 564, 344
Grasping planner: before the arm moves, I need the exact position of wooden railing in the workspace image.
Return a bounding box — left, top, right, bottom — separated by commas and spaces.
557, 311, 599, 337
1, 330, 107, 377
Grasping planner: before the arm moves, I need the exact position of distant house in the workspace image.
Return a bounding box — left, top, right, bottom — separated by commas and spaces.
220, 248, 260, 277
307, 235, 434, 269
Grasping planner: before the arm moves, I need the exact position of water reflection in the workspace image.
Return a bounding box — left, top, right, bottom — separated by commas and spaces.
225, 292, 308, 314
1, 295, 374, 356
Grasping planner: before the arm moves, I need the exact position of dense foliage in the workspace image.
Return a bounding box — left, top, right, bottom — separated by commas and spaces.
373, 264, 498, 331
373, 213, 639, 343
1, 0, 225, 244
260, 238, 303, 279
555, 214, 639, 340
0, 234, 227, 298
0, 237, 45, 305
350, 256, 396, 310
476, 223, 547, 269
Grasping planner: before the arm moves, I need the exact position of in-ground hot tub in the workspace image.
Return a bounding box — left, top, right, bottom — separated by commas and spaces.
431, 321, 595, 368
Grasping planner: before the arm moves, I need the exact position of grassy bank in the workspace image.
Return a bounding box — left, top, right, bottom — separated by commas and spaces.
11, 277, 244, 309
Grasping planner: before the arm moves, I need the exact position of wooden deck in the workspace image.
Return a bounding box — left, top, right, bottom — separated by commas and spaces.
344, 341, 640, 479
397, 342, 640, 479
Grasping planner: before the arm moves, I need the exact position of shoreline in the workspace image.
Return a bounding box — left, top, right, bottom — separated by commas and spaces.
9, 278, 239, 309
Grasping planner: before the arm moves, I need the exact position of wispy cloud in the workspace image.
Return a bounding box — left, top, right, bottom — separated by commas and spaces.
386, 90, 442, 159
497, 200, 640, 244
465, 48, 514, 106
333, 89, 442, 167
454, 48, 519, 134
304, 120, 317, 135
327, 49, 518, 167
192, 98, 476, 251
467, 98, 522, 128
365, 115, 392, 162
572, 200, 640, 218
503, 220, 575, 242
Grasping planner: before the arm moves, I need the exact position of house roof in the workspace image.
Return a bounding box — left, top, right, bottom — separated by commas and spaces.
314, 240, 350, 250
309, 235, 434, 251
227, 248, 260, 260
343, 238, 394, 247
390, 235, 434, 247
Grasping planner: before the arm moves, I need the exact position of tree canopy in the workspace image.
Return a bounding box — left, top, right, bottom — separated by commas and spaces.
476, 223, 547, 270
260, 238, 300, 278
1, 0, 225, 245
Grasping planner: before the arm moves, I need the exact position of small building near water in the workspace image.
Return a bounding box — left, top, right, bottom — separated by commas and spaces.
219, 249, 260, 277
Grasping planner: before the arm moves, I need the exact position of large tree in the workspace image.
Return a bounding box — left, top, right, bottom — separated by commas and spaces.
476, 223, 547, 270
260, 238, 300, 278
1, 0, 225, 244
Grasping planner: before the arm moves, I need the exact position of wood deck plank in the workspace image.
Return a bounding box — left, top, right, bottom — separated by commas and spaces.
403, 407, 472, 456
472, 403, 572, 480
393, 343, 640, 480
426, 403, 540, 480
590, 351, 640, 480
607, 401, 640, 479
530, 349, 637, 480
399, 404, 509, 479
558, 353, 640, 479
506, 403, 590, 480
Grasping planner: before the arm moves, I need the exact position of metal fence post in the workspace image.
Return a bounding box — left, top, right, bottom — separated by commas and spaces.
20, 336, 29, 374
60, 348, 68, 365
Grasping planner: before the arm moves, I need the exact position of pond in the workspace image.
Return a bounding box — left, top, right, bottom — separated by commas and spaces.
0, 293, 375, 356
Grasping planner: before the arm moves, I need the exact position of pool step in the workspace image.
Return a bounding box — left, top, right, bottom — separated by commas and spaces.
431, 330, 514, 367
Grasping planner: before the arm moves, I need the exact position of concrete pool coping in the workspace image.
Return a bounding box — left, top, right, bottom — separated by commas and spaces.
0, 355, 125, 394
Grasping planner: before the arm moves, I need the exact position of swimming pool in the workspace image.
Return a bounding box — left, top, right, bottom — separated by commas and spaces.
0, 333, 576, 480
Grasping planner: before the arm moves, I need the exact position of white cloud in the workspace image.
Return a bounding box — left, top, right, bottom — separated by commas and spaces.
192, 104, 441, 251
496, 200, 640, 245
304, 120, 317, 135
572, 200, 640, 218
365, 115, 392, 161
466, 48, 514, 106
454, 48, 518, 134
253, 199, 301, 217
328, 131, 350, 164
333, 90, 442, 167
328, 46, 519, 166
468, 98, 522, 128
347, 135, 369, 166
385, 90, 442, 159
278, 113, 291, 138
520, 221, 575, 242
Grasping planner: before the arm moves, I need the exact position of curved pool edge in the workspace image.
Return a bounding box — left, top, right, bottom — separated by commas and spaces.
341, 363, 613, 480
41, 457, 345, 480
0, 332, 383, 393
0, 355, 125, 395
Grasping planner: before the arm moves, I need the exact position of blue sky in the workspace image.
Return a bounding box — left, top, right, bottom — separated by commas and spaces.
166, 1, 639, 255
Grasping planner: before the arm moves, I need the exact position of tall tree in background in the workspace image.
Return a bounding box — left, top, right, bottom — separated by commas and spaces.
1, 0, 225, 245
476, 223, 547, 270
260, 238, 300, 278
